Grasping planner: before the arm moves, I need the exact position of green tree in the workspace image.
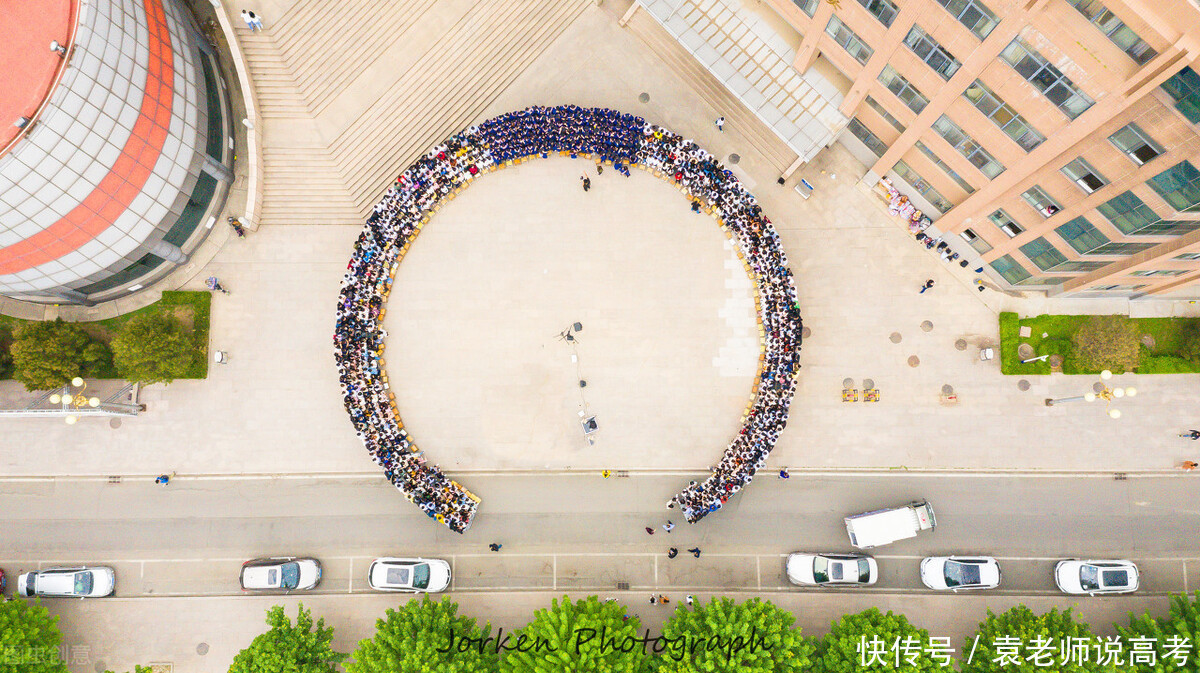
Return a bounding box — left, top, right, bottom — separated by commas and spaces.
961, 606, 1107, 673
229, 604, 345, 673
814, 607, 943, 673
9, 318, 93, 391
500, 595, 648, 673
1071, 315, 1141, 373
105, 667, 155, 673
652, 596, 815, 672
111, 313, 196, 385
0, 599, 69, 673
1119, 591, 1200, 672
1178, 322, 1200, 363
348, 596, 497, 673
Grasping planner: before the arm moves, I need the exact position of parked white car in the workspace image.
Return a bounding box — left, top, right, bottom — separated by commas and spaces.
786, 553, 878, 586
1054, 559, 1139, 595
17, 567, 115, 598
920, 556, 1002, 591
240, 557, 322, 592
844, 501, 936, 549
368, 557, 451, 593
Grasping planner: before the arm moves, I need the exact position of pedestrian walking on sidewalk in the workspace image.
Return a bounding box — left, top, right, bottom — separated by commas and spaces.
778, 467, 790, 479
659, 595, 670, 604
1182, 460, 1198, 470
649, 595, 658, 605
240, 9, 264, 31
155, 474, 171, 486
685, 594, 694, 606
919, 279, 934, 294
667, 547, 678, 558
1184, 430, 1200, 440
580, 174, 590, 192
662, 521, 675, 533
488, 543, 502, 552
206, 277, 229, 294
688, 547, 701, 558
645, 527, 655, 535
714, 116, 725, 132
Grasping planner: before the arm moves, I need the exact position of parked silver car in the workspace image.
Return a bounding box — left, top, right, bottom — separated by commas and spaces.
18, 567, 115, 598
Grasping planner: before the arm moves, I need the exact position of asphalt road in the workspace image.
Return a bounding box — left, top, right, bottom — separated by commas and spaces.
1, 472, 1195, 597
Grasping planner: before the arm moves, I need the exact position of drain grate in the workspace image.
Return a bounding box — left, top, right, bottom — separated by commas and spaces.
616, 582, 630, 590
107, 476, 122, 484
616, 471, 630, 478
1114, 473, 1128, 481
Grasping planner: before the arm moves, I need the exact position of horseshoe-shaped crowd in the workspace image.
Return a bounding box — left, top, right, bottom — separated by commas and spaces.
335, 105, 802, 533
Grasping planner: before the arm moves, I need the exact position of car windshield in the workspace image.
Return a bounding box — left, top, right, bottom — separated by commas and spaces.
1079, 565, 1101, 591
1101, 569, 1129, 588
412, 563, 431, 589
386, 566, 412, 587
812, 557, 830, 583
74, 571, 93, 595
944, 561, 981, 588
857, 559, 872, 583
280, 563, 300, 590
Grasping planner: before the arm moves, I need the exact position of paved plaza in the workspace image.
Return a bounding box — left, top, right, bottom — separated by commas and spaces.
3, 1, 1200, 478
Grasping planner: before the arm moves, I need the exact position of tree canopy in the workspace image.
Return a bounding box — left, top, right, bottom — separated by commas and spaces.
0, 599, 69, 673
347, 597, 498, 673
111, 312, 196, 385
1119, 591, 1200, 673
499, 595, 648, 673
9, 318, 101, 391
652, 596, 815, 672
228, 604, 345, 673
961, 605, 1108, 673
814, 607, 944, 673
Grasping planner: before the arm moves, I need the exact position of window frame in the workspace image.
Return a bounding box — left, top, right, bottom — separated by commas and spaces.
826, 15, 875, 66
990, 254, 1033, 284
856, 0, 899, 27
1108, 123, 1163, 166
847, 118, 888, 158
988, 209, 1025, 237
931, 115, 1005, 178
999, 38, 1095, 119
1146, 160, 1200, 212
934, 0, 999, 40
1061, 158, 1108, 194
959, 228, 993, 254
904, 25, 962, 80
1067, 0, 1157, 65
1020, 186, 1061, 218
1018, 236, 1070, 271
878, 65, 929, 114
892, 160, 953, 213
915, 140, 975, 194
792, 0, 819, 17
961, 80, 1044, 151
864, 95, 906, 134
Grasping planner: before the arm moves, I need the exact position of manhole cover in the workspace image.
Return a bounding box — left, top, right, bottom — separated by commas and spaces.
728, 153, 740, 164
907, 356, 920, 367
1093, 382, 1106, 393
920, 320, 933, 332
109, 418, 122, 429
842, 378, 855, 388
196, 643, 209, 656
955, 339, 967, 351
1049, 354, 1063, 367
638, 92, 650, 103
1141, 334, 1156, 348
862, 378, 875, 389
801, 326, 811, 339
890, 332, 902, 344
1018, 379, 1030, 391
941, 384, 954, 395
1017, 343, 1035, 359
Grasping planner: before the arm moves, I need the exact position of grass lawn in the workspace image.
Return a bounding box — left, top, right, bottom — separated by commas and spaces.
1000, 312, 1200, 376
0, 291, 211, 380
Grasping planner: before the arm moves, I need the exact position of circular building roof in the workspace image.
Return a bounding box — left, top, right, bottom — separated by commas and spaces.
0, 0, 76, 152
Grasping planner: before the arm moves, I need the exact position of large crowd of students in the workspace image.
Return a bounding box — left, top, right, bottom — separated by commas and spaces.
335, 105, 802, 531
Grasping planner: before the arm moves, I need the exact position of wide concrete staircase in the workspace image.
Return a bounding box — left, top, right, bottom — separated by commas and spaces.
624, 7, 798, 174
235, 0, 593, 225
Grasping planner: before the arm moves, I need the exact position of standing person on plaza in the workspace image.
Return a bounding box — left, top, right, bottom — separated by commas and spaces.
580, 174, 590, 192
714, 116, 725, 132
662, 520, 675, 533
667, 547, 678, 559
919, 279, 934, 294
688, 547, 701, 558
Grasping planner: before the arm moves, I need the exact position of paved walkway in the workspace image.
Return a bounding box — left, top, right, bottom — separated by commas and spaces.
4, 1, 1200, 477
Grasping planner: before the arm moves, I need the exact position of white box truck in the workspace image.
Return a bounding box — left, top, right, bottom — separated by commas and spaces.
845, 501, 936, 549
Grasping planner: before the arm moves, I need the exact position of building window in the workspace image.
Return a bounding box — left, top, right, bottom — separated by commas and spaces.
904, 25, 962, 80
1000, 38, 1094, 119
934, 0, 998, 40
1161, 66, 1200, 124
1090, 241, 1156, 255
1066, 0, 1157, 65
892, 160, 953, 213
847, 118, 888, 157
1020, 186, 1061, 218
931, 115, 1005, 178
989, 209, 1024, 237
856, 0, 899, 27
959, 228, 993, 254
1147, 161, 1200, 212
1109, 123, 1163, 165
1130, 269, 1190, 277
990, 254, 1033, 284
793, 0, 819, 16
961, 80, 1044, 151
826, 16, 874, 65
1090, 284, 1147, 291
915, 141, 975, 194
1055, 216, 1110, 254
1095, 190, 1200, 235
864, 95, 906, 133
878, 65, 929, 114
1061, 157, 1108, 194
1049, 261, 1110, 273
1173, 252, 1200, 261
1019, 237, 1070, 271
